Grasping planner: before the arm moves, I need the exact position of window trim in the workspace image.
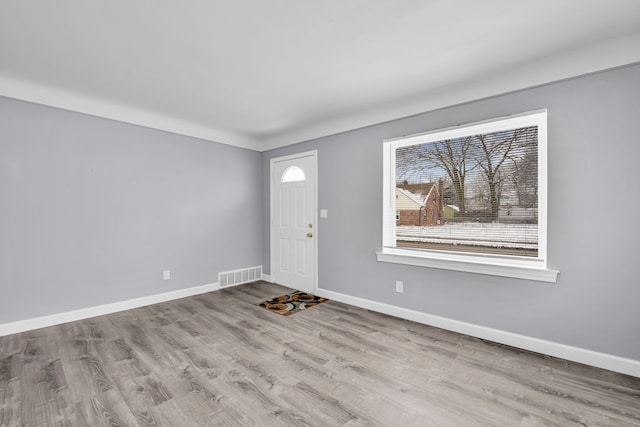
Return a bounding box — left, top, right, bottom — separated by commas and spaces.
377, 109, 558, 283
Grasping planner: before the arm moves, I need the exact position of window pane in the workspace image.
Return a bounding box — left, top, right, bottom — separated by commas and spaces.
395, 125, 539, 257
281, 166, 306, 183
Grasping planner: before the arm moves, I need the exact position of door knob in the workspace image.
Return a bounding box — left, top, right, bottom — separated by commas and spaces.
307, 232, 313, 238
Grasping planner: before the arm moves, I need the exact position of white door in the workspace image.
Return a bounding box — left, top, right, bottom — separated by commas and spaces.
271, 152, 317, 293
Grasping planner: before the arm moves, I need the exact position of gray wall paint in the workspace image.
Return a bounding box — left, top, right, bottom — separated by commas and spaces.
262, 64, 640, 360
0, 97, 262, 324
2, 64, 638, 361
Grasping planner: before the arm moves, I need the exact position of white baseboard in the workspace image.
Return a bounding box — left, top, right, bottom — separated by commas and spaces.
315, 287, 640, 378
0, 282, 220, 337
261, 273, 273, 282
4, 279, 637, 378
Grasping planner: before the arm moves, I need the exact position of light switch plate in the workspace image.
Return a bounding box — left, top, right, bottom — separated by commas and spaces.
320, 209, 328, 218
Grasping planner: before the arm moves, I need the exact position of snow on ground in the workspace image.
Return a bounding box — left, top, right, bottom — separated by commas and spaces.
397, 223, 538, 249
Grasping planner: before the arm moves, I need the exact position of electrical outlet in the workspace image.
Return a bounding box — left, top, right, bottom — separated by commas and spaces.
395, 280, 403, 293
163, 270, 171, 281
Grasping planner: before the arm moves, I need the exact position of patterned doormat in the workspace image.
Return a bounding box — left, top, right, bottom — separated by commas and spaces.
256, 291, 328, 316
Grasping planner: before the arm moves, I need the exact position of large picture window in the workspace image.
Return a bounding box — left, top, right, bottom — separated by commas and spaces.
378, 110, 558, 282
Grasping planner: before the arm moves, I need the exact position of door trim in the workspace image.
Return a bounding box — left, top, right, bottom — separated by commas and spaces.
269, 150, 318, 292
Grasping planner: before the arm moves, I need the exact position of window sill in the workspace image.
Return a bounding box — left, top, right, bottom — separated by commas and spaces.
376, 250, 558, 283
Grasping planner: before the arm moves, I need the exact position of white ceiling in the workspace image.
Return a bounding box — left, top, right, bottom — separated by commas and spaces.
1, 1, 640, 151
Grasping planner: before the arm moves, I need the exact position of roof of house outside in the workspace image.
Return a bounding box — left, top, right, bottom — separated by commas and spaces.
397, 182, 440, 207
397, 188, 427, 207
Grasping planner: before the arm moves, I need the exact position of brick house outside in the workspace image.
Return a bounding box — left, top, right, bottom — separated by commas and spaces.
396, 180, 444, 226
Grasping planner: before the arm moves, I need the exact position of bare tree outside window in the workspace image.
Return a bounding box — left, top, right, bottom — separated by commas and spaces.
395, 125, 539, 257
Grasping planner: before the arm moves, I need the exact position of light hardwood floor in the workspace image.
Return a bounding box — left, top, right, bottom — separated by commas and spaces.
1, 281, 639, 426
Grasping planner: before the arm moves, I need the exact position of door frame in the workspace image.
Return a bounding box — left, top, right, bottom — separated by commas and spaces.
269, 150, 318, 292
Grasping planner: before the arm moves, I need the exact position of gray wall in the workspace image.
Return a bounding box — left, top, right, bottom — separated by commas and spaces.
3, 64, 639, 361
0, 97, 262, 324
262, 63, 640, 361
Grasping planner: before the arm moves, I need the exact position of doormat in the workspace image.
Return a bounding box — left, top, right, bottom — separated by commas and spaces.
256, 291, 328, 316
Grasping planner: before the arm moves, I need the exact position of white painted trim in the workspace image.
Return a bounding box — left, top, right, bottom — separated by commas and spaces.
376, 251, 559, 283
261, 273, 273, 283
0, 75, 263, 151
261, 34, 640, 150
0, 282, 219, 337
381, 110, 557, 283
3, 35, 639, 153
3, 278, 636, 377
315, 287, 640, 378
269, 150, 319, 293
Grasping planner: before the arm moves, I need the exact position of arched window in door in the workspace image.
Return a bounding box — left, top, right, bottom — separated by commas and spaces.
281, 166, 306, 183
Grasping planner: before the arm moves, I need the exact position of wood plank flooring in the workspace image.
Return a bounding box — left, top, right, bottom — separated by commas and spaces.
1, 281, 639, 426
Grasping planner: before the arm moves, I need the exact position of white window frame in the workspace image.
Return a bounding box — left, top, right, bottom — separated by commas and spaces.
377, 109, 558, 283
